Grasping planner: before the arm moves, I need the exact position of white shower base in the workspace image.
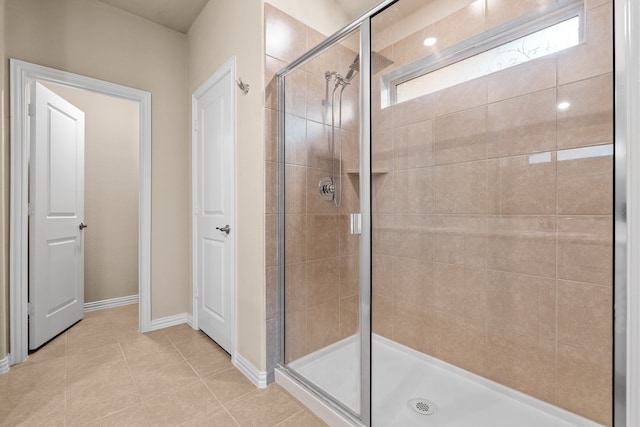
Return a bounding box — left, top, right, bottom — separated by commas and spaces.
282, 334, 603, 427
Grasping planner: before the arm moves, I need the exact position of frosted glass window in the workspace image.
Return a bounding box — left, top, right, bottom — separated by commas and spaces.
395, 16, 580, 104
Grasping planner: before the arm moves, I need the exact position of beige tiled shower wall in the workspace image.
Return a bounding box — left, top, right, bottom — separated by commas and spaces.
371, 1, 613, 426
264, 4, 361, 369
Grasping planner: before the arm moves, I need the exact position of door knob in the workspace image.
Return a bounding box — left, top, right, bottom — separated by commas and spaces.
216, 225, 230, 235
79, 222, 88, 230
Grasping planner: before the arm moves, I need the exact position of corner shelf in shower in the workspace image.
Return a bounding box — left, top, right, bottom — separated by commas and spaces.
345, 169, 389, 175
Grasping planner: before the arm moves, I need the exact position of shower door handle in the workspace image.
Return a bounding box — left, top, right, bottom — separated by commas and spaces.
350, 214, 361, 235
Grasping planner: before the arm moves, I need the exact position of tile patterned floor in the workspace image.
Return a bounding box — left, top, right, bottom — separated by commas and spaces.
0, 305, 327, 426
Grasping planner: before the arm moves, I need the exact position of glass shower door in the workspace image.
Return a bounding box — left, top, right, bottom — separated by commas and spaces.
278, 25, 369, 422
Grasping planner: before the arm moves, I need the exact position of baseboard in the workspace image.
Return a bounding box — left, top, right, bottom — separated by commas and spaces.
0, 355, 10, 374
233, 352, 267, 388
186, 313, 195, 328
84, 295, 139, 312
149, 312, 189, 331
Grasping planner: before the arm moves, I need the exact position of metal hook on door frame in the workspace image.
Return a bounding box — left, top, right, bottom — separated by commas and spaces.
236, 78, 249, 95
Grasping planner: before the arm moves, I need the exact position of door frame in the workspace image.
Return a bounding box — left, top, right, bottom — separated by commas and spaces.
9, 59, 152, 365
191, 56, 237, 358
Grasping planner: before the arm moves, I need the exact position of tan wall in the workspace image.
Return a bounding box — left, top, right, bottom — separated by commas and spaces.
0, 0, 8, 359
44, 83, 139, 303
188, 0, 266, 370
2, 0, 190, 323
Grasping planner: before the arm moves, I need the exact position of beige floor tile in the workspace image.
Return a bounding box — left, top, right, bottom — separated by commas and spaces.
0, 394, 65, 427
24, 332, 66, 366
163, 323, 207, 344
84, 309, 111, 320
67, 333, 119, 355
66, 380, 141, 426
66, 317, 118, 355
175, 335, 233, 378
131, 360, 200, 401
144, 380, 221, 426
3, 307, 320, 427
106, 304, 139, 319
173, 333, 227, 359
275, 410, 328, 426
120, 332, 184, 372
178, 407, 240, 427
111, 318, 142, 341
66, 356, 140, 426
203, 368, 256, 403
88, 405, 150, 427
225, 385, 303, 427
66, 343, 126, 384
0, 358, 66, 403
185, 351, 234, 378
66, 357, 132, 392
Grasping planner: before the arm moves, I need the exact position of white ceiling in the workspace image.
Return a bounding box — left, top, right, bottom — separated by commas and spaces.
97, 0, 425, 36
334, 0, 382, 19
98, 0, 209, 34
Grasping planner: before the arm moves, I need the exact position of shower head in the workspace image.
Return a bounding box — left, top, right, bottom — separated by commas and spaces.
344, 52, 394, 82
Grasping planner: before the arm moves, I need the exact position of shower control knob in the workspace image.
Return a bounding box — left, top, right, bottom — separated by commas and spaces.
318, 177, 336, 202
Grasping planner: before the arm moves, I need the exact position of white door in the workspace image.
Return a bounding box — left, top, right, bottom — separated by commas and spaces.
29, 82, 85, 350
193, 58, 236, 354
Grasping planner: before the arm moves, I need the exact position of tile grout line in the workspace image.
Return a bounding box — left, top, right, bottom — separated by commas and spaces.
273, 408, 306, 426
186, 349, 245, 427
116, 334, 149, 424
169, 332, 245, 426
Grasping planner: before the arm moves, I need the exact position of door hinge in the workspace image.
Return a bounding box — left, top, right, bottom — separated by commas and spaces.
27, 302, 33, 316
27, 203, 34, 216
28, 104, 35, 117
194, 119, 198, 132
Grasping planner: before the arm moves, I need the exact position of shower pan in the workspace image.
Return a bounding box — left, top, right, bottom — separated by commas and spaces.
274, 0, 622, 425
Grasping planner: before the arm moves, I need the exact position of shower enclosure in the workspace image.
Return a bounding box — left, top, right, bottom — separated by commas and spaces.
273, 0, 619, 425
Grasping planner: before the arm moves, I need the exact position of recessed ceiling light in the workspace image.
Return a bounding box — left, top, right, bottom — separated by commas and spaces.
423, 37, 437, 47
557, 101, 571, 110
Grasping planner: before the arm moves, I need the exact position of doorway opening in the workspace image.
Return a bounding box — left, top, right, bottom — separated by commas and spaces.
9, 59, 152, 365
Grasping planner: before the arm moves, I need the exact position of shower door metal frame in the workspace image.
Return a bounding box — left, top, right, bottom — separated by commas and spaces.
275, 1, 398, 425
614, 0, 639, 426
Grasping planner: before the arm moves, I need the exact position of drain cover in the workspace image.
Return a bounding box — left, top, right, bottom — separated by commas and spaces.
408, 398, 436, 416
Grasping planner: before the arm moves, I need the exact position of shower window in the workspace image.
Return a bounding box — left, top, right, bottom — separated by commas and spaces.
380, 0, 584, 107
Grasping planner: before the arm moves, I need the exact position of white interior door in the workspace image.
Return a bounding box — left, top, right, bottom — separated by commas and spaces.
29, 82, 85, 350
193, 58, 236, 354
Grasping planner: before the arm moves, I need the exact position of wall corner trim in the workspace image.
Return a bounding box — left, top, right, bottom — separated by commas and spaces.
84, 295, 139, 312
0, 355, 10, 375
233, 352, 268, 388
149, 313, 190, 331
